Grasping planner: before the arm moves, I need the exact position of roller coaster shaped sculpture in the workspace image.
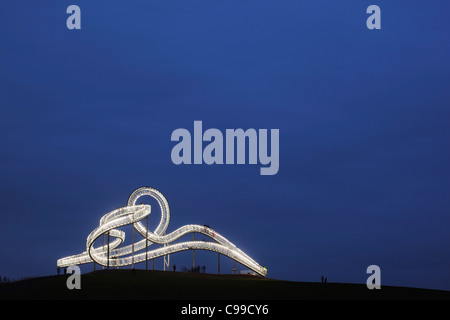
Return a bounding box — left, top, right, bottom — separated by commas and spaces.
57, 187, 267, 277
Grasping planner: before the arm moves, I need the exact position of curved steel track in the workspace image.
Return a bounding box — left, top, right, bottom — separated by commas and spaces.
57, 187, 267, 277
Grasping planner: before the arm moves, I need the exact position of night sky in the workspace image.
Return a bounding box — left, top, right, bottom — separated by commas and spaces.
1, 1, 449, 291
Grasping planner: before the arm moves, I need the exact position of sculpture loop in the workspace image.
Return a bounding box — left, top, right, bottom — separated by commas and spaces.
57, 187, 267, 277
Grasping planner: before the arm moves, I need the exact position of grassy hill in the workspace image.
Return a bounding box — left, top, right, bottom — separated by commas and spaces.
0, 269, 449, 300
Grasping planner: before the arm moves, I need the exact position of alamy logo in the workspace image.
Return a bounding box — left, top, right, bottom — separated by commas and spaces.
366, 265, 381, 289
171, 121, 279, 175
66, 265, 81, 290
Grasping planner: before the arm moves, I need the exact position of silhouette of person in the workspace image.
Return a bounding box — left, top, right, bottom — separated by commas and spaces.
321, 275, 324, 283
173, 264, 176, 272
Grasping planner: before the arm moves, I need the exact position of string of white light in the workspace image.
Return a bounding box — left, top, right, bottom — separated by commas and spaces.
57, 187, 267, 277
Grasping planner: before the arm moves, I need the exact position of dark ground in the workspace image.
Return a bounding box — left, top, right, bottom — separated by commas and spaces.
0, 269, 449, 300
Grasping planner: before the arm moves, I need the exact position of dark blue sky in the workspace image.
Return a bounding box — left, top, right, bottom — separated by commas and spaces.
1, 1, 449, 290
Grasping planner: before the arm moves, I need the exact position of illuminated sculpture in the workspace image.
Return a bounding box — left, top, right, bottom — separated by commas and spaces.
57, 187, 267, 277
